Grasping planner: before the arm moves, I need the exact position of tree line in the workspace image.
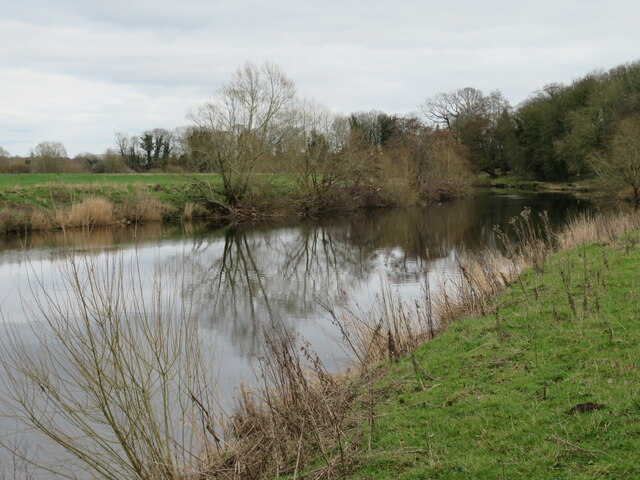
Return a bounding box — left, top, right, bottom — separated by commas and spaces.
3, 59, 640, 204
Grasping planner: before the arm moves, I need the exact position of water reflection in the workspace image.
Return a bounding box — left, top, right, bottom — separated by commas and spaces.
0, 192, 602, 476
0, 192, 597, 358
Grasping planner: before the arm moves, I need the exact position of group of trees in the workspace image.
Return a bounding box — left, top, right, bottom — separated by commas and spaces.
1, 62, 475, 206
415, 61, 640, 203
5, 59, 640, 204
182, 62, 473, 206
0, 130, 182, 174
115, 129, 176, 171
420, 87, 513, 178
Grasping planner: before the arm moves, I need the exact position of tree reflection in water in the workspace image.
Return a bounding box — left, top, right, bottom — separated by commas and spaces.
0, 192, 601, 361
171, 192, 599, 357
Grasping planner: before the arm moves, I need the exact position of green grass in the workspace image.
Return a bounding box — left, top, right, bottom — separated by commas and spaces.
0, 173, 223, 188
0, 173, 303, 231
348, 237, 640, 479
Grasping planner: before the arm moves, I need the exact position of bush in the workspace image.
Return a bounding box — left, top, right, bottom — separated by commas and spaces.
33, 157, 83, 173
92, 155, 130, 173
0, 159, 31, 173
119, 194, 167, 223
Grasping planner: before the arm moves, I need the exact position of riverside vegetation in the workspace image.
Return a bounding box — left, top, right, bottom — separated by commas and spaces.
2, 207, 640, 479
4, 59, 640, 233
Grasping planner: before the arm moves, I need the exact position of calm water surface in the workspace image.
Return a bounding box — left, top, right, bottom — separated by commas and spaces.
0, 193, 597, 385
0, 192, 599, 471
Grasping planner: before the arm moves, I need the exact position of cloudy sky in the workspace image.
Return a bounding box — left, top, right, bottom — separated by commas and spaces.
1, 0, 638, 157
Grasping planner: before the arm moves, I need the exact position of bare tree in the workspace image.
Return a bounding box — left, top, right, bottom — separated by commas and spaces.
420, 88, 510, 176
30, 141, 67, 159
188, 62, 297, 205
0, 252, 218, 479
30, 141, 72, 173
420, 88, 488, 139
115, 132, 143, 170
593, 116, 640, 206
281, 100, 365, 194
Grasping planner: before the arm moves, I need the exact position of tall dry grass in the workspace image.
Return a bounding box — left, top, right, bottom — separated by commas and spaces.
557, 211, 640, 249
181, 202, 208, 223
201, 325, 366, 479
56, 197, 115, 228
0, 211, 28, 233
119, 194, 166, 223
28, 209, 54, 230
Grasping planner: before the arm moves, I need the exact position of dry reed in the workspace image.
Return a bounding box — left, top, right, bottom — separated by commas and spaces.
556, 211, 640, 249
181, 202, 208, 223
28, 209, 54, 230
119, 194, 165, 223
56, 197, 114, 228
201, 324, 367, 479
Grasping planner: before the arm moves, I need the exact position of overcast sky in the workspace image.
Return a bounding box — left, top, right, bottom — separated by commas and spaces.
1, 0, 638, 157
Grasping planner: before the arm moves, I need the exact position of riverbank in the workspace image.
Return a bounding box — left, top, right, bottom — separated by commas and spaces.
475, 173, 598, 194
205, 210, 640, 479
0, 171, 607, 235
0, 173, 420, 233
345, 232, 640, 478
319, 214, 640, 479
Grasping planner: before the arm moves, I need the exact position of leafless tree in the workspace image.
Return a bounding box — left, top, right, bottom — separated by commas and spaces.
0, 252, 219, 479
420, 88, 510, 176
282, 99, 365, 194
593, 116, 640, 206
188, 62, 297, 205
29, 141, 73, 173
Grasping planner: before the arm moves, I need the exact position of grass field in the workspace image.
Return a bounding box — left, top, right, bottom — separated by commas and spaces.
0, 173, 218, 187
346, 236, 640, 479
0, 173, 303, 232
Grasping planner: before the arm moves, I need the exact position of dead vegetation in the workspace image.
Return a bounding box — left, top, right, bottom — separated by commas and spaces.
118, 194, 166, 223
55, 197, 115, 228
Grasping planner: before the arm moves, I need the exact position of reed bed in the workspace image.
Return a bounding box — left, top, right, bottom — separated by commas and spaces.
118, 194, 166, 223
56, 197, 115, 228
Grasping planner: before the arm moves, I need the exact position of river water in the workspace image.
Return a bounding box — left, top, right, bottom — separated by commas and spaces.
0, 192, 598, 474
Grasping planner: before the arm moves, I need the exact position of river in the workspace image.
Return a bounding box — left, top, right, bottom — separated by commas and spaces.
0, 191, 598, 475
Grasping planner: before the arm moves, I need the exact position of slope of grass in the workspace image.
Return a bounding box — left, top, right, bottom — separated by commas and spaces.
0, 173, 303, 232
0, 172, 222, 188
349, 237, 640, 479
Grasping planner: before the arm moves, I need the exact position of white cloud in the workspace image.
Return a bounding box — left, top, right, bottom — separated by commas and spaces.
1, 0, 639, 156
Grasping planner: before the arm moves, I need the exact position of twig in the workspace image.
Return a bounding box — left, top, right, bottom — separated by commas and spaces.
551, 434, 606, 458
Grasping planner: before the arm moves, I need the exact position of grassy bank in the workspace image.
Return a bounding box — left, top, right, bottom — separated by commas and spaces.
183, 211, 640, 480
0, 173, 222, 232
0, 173, 418, 233
334, 227, 640, 478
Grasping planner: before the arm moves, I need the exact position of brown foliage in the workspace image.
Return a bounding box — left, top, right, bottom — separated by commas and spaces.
56, 198, 115, 228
